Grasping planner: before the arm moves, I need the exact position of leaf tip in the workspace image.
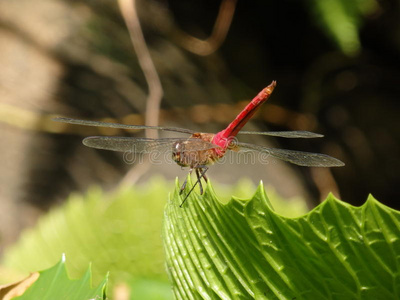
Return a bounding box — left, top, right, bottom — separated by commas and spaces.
254, 181, 266, 201
366, 193, 378, 203
174, 177, 181, 191
205, 177, 218, 198
325, 192, 341, 202
251, 181, 275, 211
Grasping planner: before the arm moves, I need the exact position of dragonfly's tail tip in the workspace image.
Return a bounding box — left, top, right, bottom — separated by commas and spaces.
263, 81, 277, 94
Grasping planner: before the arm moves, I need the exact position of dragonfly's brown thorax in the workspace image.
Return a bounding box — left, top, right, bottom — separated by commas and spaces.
172, 132, 223, 168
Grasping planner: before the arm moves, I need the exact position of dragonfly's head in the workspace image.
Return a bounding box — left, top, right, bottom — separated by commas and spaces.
172, 141, 188, 167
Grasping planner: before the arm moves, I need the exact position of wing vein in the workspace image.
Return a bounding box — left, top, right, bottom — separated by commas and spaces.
236, 142, 344, 167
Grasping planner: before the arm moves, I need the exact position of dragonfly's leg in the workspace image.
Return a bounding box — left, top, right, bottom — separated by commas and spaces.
202, 171, 208, 182
197, 165, 208, 185
180, 166, 209, 207
180, 168, 193, 195
196, 168, 204, 195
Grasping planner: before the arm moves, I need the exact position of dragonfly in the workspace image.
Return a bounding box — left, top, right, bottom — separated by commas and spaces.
54, 81, 344, 206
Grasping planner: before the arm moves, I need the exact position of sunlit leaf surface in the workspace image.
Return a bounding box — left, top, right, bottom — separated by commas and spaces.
14, 255, 107, 300
164, 179, 400, 299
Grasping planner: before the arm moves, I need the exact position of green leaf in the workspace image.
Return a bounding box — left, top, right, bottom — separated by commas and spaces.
216, 179, 308, 218
163, 179, 400, 299
2, 178, 170, 286
128, 279, 174, 300
308, 0, 379, 55
14, 255, 107, 300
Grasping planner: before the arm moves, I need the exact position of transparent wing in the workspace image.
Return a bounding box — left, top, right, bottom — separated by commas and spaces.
83, 137, 221, 153
238, 131, 323, 138
53, 117, 195, 134
237, 142, 344, 167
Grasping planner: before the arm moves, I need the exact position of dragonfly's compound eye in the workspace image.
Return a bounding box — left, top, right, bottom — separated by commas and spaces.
172, 142, 182, 164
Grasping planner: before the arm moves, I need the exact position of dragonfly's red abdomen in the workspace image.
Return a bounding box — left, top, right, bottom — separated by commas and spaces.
211, 81, 276, 155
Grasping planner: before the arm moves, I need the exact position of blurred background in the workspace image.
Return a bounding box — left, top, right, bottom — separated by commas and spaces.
0, 0, 399, 296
